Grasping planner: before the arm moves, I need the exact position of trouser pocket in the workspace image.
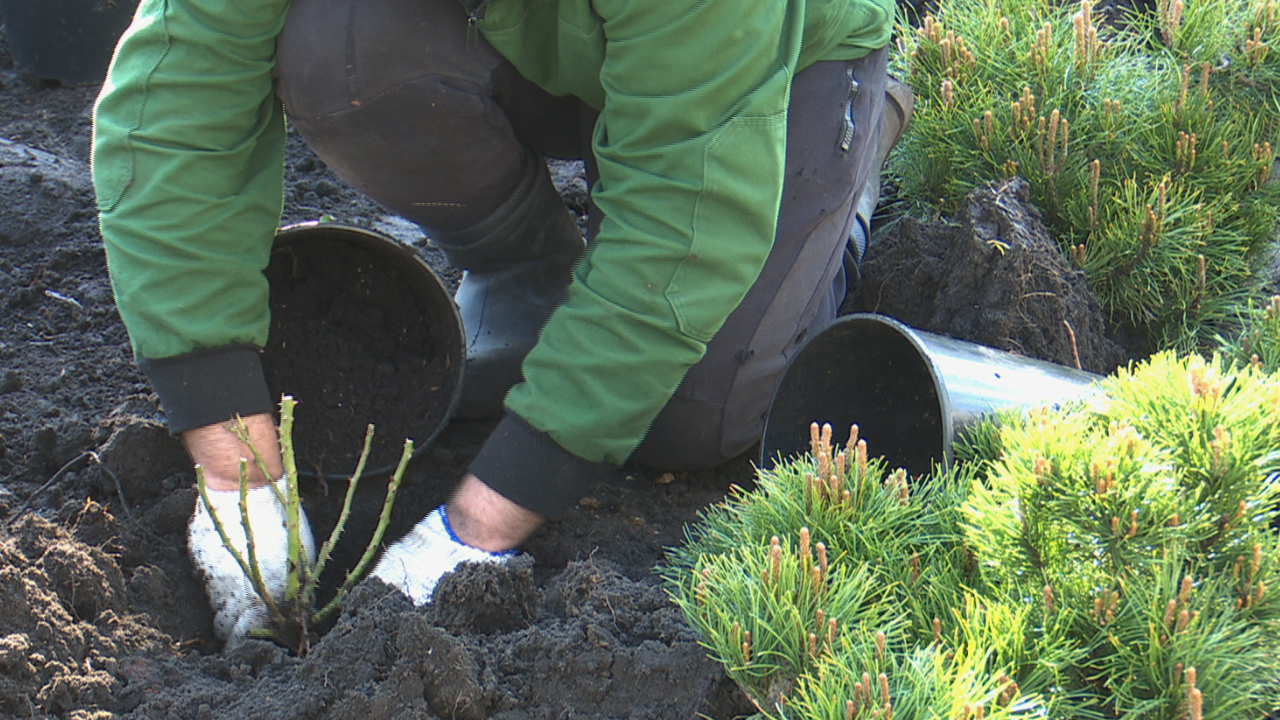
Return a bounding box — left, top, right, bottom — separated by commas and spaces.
633, 46, 891, 469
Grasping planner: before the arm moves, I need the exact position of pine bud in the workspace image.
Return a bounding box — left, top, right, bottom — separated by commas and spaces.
1000, 674, 1020, 705
1188, 687, 1202, 720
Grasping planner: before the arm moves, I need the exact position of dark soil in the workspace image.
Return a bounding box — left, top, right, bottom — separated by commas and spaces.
262, 227, 464, 477
851, 178, 1130, 375
0, 13, 1132, 720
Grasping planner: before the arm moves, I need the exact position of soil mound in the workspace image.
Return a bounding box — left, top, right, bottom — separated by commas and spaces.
0, 507, 174, 716
105, 558, 743, 720
854, 178, 1130, 374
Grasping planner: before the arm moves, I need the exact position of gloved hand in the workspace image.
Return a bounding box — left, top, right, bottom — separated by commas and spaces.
371, 504, 516, 604
188, 476, 315, 644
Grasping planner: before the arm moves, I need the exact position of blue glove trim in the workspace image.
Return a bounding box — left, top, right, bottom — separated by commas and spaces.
436, 505, 517, 559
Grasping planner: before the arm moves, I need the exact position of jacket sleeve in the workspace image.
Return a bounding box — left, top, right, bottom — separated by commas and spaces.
504, 0, 805, 465
92, 0, 291, 430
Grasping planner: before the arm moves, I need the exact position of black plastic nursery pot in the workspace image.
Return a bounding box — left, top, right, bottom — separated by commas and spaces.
761, 313, 1102, 478
261, 222, 464, 480
0, 0, 139, 85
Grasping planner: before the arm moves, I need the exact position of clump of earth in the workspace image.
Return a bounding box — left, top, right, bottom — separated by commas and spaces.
0, 15, 1133, 719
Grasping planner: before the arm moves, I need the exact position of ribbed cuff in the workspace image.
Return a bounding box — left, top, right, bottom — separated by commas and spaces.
468, 413, 609, 518
138, 344, 276, 435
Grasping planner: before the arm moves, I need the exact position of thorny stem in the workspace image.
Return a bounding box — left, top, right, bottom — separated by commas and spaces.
236, 463, 267, 602
313, 436, 414, 624
211, 395, 414, 647
279, 398, 305, 604
195, 466, 285, 626
309, 423, 377, 602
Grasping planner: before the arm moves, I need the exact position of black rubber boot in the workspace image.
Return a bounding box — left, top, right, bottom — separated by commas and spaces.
432, 158, 585, 420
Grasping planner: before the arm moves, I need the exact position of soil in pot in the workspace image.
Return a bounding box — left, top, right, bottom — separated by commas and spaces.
261, 228, 461, 478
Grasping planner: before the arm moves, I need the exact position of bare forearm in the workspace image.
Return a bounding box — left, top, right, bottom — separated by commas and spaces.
447, 474, 543, 552
182, 412, 283, 491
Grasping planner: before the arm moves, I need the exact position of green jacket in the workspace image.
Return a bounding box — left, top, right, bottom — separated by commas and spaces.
93, 0, 893, 464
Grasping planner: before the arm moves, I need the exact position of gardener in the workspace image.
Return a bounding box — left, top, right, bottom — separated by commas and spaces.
93, 0, 911, 644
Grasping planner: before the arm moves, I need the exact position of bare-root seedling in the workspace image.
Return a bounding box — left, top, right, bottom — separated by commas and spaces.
195, 395, 411, 653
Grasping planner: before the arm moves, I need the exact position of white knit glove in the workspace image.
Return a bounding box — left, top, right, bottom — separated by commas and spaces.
371, 505, 515, 604
188, 476, 315, 643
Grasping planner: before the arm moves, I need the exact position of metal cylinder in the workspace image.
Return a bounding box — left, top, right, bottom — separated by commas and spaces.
761, 313, 1101, 477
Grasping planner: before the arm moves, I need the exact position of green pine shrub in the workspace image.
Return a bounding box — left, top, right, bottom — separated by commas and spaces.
888, 0, 1280, 352
665, 353, 1280, 718
1218, 294, 1280, 372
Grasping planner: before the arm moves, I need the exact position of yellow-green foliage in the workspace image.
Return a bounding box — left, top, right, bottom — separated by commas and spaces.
1220, 294, 1280, 372
890, 0, 1280, 352
666, 354, 1280, 719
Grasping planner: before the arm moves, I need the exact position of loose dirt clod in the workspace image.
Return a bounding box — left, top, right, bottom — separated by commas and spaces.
0, 512, 173, 716
854, 178, 1131, 373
